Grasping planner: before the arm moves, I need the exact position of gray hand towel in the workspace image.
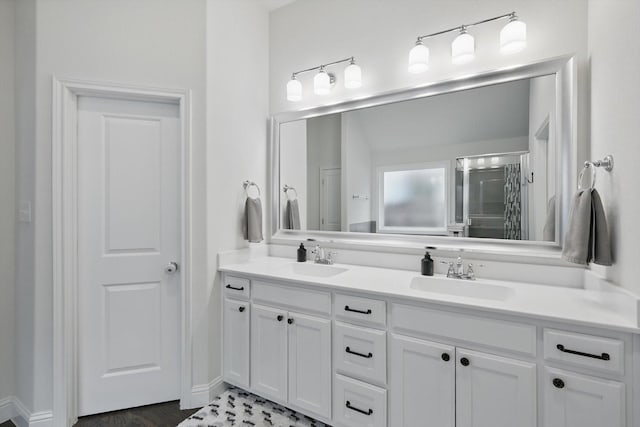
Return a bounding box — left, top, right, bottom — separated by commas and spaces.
286, 199, 301, 230
562, 189, 611, 265
542, 195, 556, 242
590, 189, 612, 266
243, 197, 263, 243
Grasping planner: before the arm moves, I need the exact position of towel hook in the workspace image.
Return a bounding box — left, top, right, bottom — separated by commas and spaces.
243, 180, 261, 198
283, 184, 298, 200
578, 154, 614, 191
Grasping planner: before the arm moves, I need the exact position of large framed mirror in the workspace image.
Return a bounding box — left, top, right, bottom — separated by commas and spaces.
270, 56, 576, 256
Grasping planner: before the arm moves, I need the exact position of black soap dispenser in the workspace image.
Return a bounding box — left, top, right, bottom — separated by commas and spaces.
421, 247, 435, 276
297, 243, 307, 262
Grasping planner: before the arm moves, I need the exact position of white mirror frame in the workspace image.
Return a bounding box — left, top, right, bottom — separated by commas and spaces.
270, 55, 577, 259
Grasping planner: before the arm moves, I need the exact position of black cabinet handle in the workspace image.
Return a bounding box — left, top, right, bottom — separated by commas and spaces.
277, 315, 284, 322
460, 357, 470, 366
226, 284, 244, 291
288, 318, 294, 324
346, 346, 373, 359
346, 401, 373, 416
441, 353, 450, 362
344, 305, 372, 315
556, 344, 610, 361
238, 306, 245, 313
553, 378, 565, 389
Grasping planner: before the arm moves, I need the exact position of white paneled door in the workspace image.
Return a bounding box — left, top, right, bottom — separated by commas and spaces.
77, 96, 181, 416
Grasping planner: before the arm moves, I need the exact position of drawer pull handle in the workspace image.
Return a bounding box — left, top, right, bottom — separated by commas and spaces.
441, 353, 450, 362
346, 401, 373, 416
460, 357, 470, 366
345, 346, 373, 358
238, 306, 245, 313
344, 305, 372, 315
556, 344, 610, 361
288, 318, 294, 324
226, 284, 244, 291
553, 378, 565, 389
277, 315, 284, 322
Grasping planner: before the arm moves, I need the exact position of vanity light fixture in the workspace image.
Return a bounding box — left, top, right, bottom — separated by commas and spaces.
314, 67, 332, 95
451, 26, 475, 65
286, 56, 361, 102
286, 75, 303, 102
408, 11, 526, 73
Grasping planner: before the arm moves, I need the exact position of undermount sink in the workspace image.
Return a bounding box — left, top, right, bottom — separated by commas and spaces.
410, 276, 514, 301
277, 262, 349, 278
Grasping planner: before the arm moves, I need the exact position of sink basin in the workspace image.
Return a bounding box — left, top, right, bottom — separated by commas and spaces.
410, 276, 514, 301
277, 262, 349, 278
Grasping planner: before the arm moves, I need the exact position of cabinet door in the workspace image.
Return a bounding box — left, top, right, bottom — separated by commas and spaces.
456, 348, 536, 427
223, 298, 250, 388
288, 312, 332, 419
543, 367, 625, 427
251, 304, 288, 402
389, 334, 455, 427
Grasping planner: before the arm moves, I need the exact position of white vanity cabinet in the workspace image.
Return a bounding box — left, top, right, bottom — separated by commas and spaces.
221, 271, 637, 427
222, 298, 250, 388
389, 334, 455, 427
389, 334, 536, 427
543, 367, 625, 427
249, 295, 332, 420
455, 349, 536, 427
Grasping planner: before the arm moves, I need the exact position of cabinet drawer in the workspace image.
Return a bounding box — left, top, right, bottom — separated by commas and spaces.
334, 322, 387, 386
252, 280, 331, 315
335, 294, 386, 328
543, 329, 624, 375
223, 275, 250, 300
392, 303, 536, 357
334, 374, 387, 427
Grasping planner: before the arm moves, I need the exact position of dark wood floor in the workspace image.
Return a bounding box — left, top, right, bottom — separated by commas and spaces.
73, 401, 198, 427
1, 400, 197, 427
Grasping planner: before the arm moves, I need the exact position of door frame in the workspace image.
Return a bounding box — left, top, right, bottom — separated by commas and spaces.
52, 78, 194, 427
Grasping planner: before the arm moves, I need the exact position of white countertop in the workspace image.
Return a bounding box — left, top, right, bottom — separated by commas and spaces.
219, 256, 640, 334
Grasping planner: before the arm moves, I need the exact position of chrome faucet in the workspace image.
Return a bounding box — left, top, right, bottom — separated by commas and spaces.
442, 255, 477, 280
312, 244, 336, 265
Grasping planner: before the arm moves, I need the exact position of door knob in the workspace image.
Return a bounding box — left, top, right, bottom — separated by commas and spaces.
165, 261, 179, 274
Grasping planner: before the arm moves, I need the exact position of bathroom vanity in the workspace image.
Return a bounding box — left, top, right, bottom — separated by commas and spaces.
220, 256, 639, 427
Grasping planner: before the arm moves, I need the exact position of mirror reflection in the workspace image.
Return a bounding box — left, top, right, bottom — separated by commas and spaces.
279, 74, 557, 242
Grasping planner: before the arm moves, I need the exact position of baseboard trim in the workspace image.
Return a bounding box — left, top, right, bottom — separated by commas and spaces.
187, 376, 226, 409
0, 397, 53, 427
0, 396, 17, 424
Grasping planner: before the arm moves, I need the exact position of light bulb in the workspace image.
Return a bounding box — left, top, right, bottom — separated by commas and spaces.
500, 15, 527, 54
344, 60, 362, 89
451, 28, 475, 65
286, 76, 302, 102
314, 69, 331, 95
408, 40, 429, 74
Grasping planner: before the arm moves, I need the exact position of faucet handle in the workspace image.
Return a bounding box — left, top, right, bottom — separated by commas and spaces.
440, 261, 456, 278
327, 251, 337, 263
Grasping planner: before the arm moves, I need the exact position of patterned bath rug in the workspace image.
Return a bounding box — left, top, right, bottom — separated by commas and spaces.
178, 386, 328, 427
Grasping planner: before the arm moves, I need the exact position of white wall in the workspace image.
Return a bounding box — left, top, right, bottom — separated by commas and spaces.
528, 74, 557, 241
280, 120, 308, 229
0, 0, 16, 404
342, 112, 372, 230
14, 0, 37, 412
306, 114, 342, 230
588, 0, 640, 295
206, 0, 270, 390
16, 0, 208, 415
270, 0, 588, 115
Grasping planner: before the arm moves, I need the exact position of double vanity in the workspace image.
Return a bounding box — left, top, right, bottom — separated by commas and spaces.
220, 253, 640, 427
